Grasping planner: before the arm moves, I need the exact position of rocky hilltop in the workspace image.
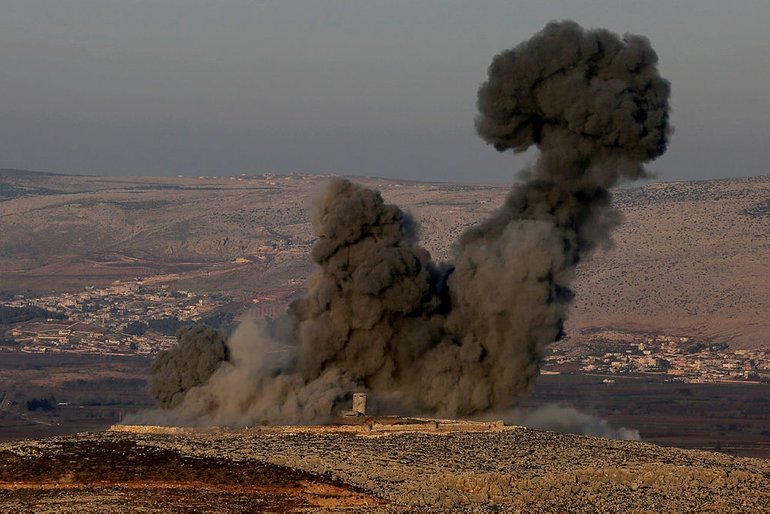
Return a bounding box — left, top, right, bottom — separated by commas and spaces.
1, 424, 769, 512
1, 169, 768, 347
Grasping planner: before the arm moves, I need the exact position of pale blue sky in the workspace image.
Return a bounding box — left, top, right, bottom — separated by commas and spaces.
1, 1, 769, 183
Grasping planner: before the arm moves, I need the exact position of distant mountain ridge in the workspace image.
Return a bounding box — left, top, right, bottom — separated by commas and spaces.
0, 168, 71, 177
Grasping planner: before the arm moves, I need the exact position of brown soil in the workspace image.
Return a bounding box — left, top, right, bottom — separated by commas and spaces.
0, 436, 380, 512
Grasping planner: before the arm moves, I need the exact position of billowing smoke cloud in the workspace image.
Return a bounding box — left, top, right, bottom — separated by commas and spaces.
510, 404, 641, 440
148, 325, 229, 409
137, 20, 670, 426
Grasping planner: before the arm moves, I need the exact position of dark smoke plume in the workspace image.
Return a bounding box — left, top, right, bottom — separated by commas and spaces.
137, 20, 670, 426
148, 324, 229, 409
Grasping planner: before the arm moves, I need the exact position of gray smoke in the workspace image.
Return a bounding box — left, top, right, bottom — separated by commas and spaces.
148, 324, 229, 409
140, 20, 670, 426
510, 404, 641, 440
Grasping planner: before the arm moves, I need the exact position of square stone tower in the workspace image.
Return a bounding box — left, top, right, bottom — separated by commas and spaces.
352, 393, 367, 416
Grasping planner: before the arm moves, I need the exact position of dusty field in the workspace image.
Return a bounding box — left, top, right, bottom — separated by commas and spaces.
5, 356, 770, 459
1, 425, 769, 512
521, 373, 770, 459
0, 353, 153, 440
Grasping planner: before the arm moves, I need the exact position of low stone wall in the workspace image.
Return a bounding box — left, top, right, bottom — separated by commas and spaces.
108, 425, 201, 435
109, 418, 515, 436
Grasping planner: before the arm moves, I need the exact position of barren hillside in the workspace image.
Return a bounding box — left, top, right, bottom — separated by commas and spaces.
1, 170, 768, 347
568, 176, 770, 348
1, 425, 769, 512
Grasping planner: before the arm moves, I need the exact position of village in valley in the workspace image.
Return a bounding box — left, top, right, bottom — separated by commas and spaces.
0, 281, 240, 357
1, 283, 768, 385
543, 333, 770, 384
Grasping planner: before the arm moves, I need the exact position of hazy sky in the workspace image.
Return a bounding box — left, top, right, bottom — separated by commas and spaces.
1, 1, 769, 184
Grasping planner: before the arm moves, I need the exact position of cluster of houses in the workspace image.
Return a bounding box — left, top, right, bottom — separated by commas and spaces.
545, 335, 769, 383
2, 281, 229, 356
5, 284, 767, 384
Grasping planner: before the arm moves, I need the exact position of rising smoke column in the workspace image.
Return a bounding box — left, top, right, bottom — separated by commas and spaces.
144, 20, 670, 425
288, 20, 670, 417
425, 19, 671, 414
289, 178, 447, 402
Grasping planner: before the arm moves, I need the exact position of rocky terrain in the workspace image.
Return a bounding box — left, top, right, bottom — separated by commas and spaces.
1, 424, 769, 512
1, 169, 768, 347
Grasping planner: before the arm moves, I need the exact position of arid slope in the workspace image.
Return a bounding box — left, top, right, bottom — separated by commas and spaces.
1, 426, 769, 512
1, 170, 768, 347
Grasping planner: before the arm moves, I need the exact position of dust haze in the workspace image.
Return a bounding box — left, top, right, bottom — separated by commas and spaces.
130, 20, 670, 429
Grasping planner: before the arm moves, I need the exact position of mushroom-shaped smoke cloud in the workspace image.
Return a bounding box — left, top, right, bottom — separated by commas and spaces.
138, 20, 670, 427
